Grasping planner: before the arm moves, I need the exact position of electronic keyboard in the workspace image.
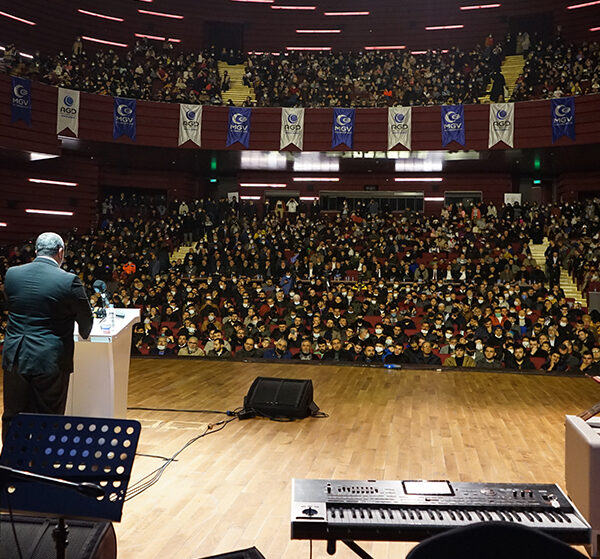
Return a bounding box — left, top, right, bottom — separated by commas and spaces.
291, 479, 591, 545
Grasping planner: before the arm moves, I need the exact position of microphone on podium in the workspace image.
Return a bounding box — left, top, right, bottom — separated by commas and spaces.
93, 280, 109, 319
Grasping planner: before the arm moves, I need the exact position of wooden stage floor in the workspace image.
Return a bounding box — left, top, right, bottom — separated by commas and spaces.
8, 359, 600, 558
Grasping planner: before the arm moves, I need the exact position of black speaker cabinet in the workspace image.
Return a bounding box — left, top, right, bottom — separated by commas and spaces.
243, 377, 318, 419
0, 514, 115, 559
199, 547, 266, 559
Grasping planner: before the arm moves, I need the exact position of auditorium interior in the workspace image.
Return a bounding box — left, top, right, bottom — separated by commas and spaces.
2, 1, 600, 558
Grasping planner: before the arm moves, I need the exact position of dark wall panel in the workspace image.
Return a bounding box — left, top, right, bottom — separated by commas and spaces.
557, 172, 600, 202
0, 155, 98, 243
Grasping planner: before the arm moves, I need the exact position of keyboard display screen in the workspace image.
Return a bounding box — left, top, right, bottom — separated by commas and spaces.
403, 480, 454, 496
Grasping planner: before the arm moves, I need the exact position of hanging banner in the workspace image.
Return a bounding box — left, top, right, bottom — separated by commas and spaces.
441, 105, 465, 147
551, 97, 575, 143
280, 107, 304, 150
388, 106, 411, 150
57, 88, 80, 136
226, 107, 251, 148
11, 76, 32, 126
178, 104, 202, 146
332, 108, 355, 149
488, 102, 514, 148
113, 97, 136, 141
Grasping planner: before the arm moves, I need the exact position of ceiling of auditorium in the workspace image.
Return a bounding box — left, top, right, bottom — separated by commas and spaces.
1, 0, 599, 55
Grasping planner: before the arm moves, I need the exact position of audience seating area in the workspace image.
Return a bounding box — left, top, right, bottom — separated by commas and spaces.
2, 33, 600, 107
1, 193, 598, 375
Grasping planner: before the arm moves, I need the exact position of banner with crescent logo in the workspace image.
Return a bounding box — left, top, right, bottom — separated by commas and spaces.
57, 88, 80, 136
488, 102, 514, 148
551, 97, 575, 143
227, 107, 251, 147
178, 104, 202, 146
11, 76, 32, 126
280, 107, 304, 150
441, 105, 465, 147
113, 97, 136, 141
332, 108, 355, 149
388, 107, 411, 150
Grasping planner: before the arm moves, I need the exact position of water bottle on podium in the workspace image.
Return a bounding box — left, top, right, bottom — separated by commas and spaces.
107, 304, 115, 333
100, 304, 116, 334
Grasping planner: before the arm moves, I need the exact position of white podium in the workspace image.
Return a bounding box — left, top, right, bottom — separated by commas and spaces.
66, 308, 140, 418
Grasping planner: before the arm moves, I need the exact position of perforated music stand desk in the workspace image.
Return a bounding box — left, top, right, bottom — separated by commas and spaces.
0, 413, 141, 522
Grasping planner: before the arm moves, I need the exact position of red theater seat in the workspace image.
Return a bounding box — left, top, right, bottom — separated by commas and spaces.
530, 357, 545, 370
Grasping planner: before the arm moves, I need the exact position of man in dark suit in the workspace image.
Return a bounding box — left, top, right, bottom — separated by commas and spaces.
2, 232, 94, 441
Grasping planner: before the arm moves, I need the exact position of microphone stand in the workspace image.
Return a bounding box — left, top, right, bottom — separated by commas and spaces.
0, 465, 105, 559
96, 292, 109, 320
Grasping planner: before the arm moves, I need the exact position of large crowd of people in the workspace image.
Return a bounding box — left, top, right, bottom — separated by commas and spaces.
2, 31, 600, 107
1, 39, 227, 105
243, 45, 499, 107
1, 193, 598, 375
512, 38, 600, 101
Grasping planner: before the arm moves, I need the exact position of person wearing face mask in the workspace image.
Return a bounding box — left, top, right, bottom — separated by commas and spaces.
556, 317, 574, 342
200, 312, 223, 334
373, 342, 387, 361
151, 336, 174, 356
418, 320, 437, 343
373, 324, 386, 342
440, 335, 458, 355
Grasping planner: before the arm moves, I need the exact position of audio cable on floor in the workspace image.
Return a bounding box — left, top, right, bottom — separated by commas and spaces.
125, 417, 237, 502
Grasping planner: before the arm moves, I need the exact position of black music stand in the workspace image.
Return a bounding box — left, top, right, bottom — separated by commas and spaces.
0, 413, 141, 559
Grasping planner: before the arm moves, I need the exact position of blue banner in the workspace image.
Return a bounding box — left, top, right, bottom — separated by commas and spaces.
226, 107, 251, 147
113, 97, 136, 141
11, 76, 32, 126
551, 97, 575, 142
332, 108, 355, 148
441, 105, 465, 147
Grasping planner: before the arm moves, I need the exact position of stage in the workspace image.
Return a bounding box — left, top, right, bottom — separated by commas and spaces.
5, 360, 599, 558
98, 360, 598, 559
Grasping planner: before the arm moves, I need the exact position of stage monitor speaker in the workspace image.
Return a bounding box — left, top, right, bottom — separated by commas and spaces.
199, 547, 266, 559
0, 514, 115, 559
243, 377, 318, 419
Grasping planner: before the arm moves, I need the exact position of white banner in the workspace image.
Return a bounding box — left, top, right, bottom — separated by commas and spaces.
178, 104, 202, 146
57, 88, 80, 136
388, 106, 411, 150
280, 107, 304, 150
488, 102, 514, 148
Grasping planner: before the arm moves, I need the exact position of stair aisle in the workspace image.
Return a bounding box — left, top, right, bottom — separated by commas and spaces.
219, 62, 256, 106
530, 238, 587, 305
